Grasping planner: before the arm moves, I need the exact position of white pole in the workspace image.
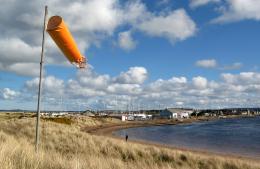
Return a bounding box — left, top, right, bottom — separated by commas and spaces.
35, 5, 48, 152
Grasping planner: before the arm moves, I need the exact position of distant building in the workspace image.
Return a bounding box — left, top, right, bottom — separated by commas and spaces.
204, 113, 210, 117
39, 112, 69, 117
160, 109, 175, 119
127, 115, 135, 121
98, 112, 108, 116
86, 112, 95, 117
241, 112, 248, 116
133, 114, 147, 120
180, 112, 189, 118
121, 115, 126, 121
160, 108, 193, 119
51, 112, 68, 117
147, 115, 153, 119
40, 112, 50, 116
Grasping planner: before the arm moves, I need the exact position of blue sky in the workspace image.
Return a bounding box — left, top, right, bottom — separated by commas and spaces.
1, 0, 260, 110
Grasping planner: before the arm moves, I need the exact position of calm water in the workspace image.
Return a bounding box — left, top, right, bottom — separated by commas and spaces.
114, 117, 260, 158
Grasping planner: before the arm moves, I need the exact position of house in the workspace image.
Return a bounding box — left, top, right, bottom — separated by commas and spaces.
241, 112, 248, 116
134, 114, 147, 120
53, 112, 68, 117
160, 109, 177, 119
121, 115, 126, 121
147, 115, 153, 119
160, 108, 193, 119
180, 112, 189, 118
204, 113, 210, 117
127, 115, 135, 121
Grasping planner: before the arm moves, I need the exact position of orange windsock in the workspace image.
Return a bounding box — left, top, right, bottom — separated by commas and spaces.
47, 16, 86, 68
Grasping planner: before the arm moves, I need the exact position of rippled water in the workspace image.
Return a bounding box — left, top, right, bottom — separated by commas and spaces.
114, 117, 260, 158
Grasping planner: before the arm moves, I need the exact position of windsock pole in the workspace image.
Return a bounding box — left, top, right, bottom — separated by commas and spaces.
35, 5, 48, 153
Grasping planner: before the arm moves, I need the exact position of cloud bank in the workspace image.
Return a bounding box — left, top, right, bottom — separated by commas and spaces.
3, 66, 260, 110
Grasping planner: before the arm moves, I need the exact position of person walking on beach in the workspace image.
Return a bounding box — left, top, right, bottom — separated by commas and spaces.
125, 134, 128, 142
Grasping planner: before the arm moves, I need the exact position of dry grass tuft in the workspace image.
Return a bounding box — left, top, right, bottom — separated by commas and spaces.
42, 117, 74, 125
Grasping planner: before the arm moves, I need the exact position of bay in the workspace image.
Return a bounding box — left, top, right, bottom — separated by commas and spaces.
114, 117, 260, 158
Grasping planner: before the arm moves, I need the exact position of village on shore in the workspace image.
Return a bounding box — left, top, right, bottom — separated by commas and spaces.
1, 107, 260, 122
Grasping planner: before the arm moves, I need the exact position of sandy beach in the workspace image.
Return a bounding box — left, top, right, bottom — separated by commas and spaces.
83, 117, 214, 135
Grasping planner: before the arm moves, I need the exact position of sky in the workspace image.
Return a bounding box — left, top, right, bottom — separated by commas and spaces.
1, 0, 260, 111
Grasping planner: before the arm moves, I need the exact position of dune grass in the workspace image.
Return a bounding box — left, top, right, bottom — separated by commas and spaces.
0, 112, 34, 121
0, 116, 259, 169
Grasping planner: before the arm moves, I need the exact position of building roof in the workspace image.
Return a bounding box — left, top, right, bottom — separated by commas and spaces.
166, 108, 193, 114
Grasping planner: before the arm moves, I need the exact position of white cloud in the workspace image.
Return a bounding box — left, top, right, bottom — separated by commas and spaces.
67, 79, 107, 97
220, 62, 243, 70
212, 0, 260, 23
192, 76, 208, 89
176, 101, 184, 106
195, 59, 242, 70
25, 76, 64, 95
7, 63, 40, 77
123, 1, 149, 24
76, 68, 110, 90
56, 66, 147, 99
50, 0, 123, 34
196, 59, 217, 68
137, 9, 197, 42
0, 38, 40, 64
190, 0, 221, 8
0, 88, 20, 100
118, 31, 136, 50
170, 77, 187, 84
221, 72, 260, 85
147, 76, 187, 92
107, 84, 142, 95
115, 67, 148, 84
0, 38, 41, 76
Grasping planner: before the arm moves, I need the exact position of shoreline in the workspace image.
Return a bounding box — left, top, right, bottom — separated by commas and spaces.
83, 117, 217, 135
83, 116, 260, 162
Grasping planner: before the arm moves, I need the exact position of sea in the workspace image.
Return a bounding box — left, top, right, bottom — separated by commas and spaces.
114, 116, 260, 158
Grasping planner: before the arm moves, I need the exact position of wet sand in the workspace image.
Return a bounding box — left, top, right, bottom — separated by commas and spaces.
83, 118, 206, 135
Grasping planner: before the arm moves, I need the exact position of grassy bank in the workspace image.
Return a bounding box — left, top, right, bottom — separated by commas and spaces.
0, 115, 259, 169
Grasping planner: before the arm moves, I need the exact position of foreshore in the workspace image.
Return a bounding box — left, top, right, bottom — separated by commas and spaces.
83, 117, 209, 135
83, 116, 260, 162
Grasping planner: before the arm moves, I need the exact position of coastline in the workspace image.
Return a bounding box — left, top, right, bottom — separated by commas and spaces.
83, 117, 215, 135
83, 116, 260, 162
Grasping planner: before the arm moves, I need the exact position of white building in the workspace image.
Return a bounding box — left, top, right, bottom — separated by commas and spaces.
122, 115, 126, 121
133, 114, 147, 120
180, 112, 189, 118
127, 115, 135, 121
160, 108, 193, 119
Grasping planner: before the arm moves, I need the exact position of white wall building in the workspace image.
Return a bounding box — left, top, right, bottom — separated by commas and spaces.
122, 115, 126, 121
160, 108, 193, 119
180, 112, 189, 118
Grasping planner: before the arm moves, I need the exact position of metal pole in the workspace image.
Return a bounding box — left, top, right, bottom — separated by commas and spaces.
35, 5, 48, 152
